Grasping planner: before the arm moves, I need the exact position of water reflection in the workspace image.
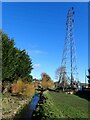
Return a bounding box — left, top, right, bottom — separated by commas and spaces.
20, 94, 40, 119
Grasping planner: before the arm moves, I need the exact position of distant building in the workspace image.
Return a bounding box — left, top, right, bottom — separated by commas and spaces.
79, 83, 88, 88
78, 86, 82, 91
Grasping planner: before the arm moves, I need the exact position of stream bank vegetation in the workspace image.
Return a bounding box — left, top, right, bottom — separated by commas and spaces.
32, 90, 89, 119
2, 31, 34, 119
2, 31, 55, 119
2, 31, 89, 120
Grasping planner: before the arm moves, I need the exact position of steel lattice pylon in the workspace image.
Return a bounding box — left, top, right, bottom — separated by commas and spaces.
59, 7, 79, 88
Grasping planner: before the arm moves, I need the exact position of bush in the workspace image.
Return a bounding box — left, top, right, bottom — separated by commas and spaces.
24, 83, 35, 97
11, 79, 35, 97
11, 79, 25, 94
41, 73, 54, 89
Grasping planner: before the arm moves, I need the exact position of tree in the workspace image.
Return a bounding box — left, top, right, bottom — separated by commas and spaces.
2, 33, 16, 81
55, 66, 69, 90
15, 49, 33, 79
41, 73, 54, 89
56, 66, 66, 82
41, 73, 51, 81
2, 32, 33, 82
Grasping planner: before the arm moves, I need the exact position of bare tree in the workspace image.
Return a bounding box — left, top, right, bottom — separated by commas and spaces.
55, 66, 66, 81
55, 66, 69, 91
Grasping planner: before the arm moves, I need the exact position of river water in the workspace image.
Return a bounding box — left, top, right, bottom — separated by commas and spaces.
20, 93, 40, 119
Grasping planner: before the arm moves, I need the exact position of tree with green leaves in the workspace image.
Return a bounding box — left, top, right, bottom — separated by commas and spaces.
2, 32, 33, 83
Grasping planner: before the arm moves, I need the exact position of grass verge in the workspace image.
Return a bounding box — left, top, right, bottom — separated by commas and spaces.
33, 90, 89, 119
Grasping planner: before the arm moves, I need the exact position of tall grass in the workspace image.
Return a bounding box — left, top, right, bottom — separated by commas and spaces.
11, 79, 35, 97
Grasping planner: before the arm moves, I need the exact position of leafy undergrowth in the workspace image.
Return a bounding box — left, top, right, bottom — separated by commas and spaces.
2, 79, 36, 119
33, 91, 89, 119
2, 93, 32, 119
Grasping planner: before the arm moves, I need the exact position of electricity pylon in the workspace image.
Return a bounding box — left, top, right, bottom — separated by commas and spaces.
59, 7, 79, 89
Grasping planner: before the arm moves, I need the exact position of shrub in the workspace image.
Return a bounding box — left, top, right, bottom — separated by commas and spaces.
11, 79, 25, 94
24, 83, 35, 97
41, 79, 54, 89
16, 79, 25, 94
11, 79, 35, 97
11, 84, 18, 93
33, 81, 39, 88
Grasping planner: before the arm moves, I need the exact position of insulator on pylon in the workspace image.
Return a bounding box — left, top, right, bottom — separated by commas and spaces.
73, 11, 75, 15
68, 10, 70, 14
70, 29, 72, 31
72, 7, 74, 10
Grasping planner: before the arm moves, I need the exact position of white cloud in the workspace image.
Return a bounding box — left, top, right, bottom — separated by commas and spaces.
27, 50, 47, 55
34, 64, 41, 67
31, 50, 44, 54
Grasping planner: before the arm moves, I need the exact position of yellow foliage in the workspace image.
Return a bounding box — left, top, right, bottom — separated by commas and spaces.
11, 79, 25, 94
41, 80, 46, 89
24, 83, 35, 97
16, 79, 25, 93
12, 79, 36, 97
47, 81, 54, 88
41, 73, 54, 89
33, 81, 39, 88
12, 79, 35, 96
41, 79, 54, 89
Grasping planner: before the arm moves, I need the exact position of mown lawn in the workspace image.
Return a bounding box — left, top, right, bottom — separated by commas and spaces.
41, 91, 89, 119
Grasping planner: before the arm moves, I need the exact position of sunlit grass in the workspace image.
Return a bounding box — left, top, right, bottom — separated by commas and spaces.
42, 91, 89, 118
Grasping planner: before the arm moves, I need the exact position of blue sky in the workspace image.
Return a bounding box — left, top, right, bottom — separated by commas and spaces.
89, 2, 90, 68
2, 2, 88, 82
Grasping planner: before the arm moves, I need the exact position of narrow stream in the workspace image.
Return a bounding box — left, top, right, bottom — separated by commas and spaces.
20, 93, 40, 119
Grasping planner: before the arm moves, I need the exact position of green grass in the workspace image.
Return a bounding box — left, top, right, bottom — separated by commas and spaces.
42, 91, 89, 119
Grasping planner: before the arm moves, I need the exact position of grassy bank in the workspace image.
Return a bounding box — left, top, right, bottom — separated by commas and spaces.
2, 79, 36, 119
2, 93, 33, 120
33, 90, 89, 119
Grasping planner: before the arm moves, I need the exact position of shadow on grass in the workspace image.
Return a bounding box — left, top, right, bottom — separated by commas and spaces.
74, 90, 90, 101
